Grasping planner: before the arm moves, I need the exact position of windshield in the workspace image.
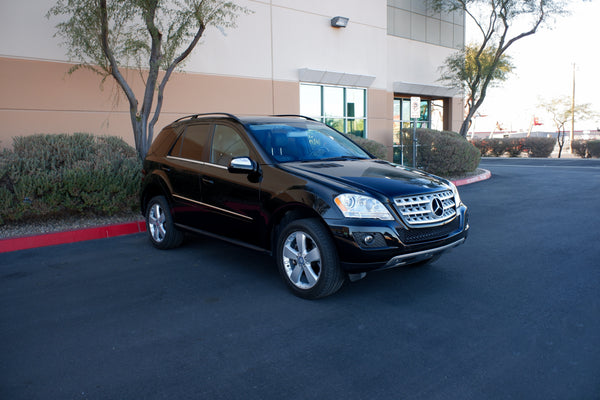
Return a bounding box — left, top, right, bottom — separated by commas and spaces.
246, 121, 371, 163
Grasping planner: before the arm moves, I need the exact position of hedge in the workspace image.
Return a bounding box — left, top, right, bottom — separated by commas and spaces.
0, 133, 142, 224
400, 128, 480, 176
470, 137, 555, 158
572, 140, 600, 158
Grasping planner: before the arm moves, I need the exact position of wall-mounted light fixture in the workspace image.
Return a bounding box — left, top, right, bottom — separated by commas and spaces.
330, 16, 349, 28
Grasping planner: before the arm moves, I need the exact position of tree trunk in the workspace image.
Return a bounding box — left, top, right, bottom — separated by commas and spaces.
557, 130, 564, 159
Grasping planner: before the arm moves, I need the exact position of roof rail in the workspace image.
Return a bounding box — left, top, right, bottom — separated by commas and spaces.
172, 113, 242, 124
272, 114, 318, 122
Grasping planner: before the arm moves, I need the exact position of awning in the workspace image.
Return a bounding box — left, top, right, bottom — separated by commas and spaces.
393, 81, 460, 97
299, 68, 376, 88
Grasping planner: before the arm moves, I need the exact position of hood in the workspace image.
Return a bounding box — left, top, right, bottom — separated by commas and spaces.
280, 159, 450, 198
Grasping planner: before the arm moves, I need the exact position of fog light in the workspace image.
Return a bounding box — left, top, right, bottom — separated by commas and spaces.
352, 232, 386, 249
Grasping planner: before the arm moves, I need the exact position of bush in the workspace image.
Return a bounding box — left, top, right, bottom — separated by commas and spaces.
470, 139, 491, 156
402, 128, 480, 176
470, 137, 555, 158
523, 137, 555, 158
346, 134, 388, 160
572, 140, 600, 158
0, 133, 141, 224
571, 141, 589, 158
586, 140, 600, 158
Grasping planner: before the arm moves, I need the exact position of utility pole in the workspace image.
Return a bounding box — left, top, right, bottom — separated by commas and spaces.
570, 63, 576, 153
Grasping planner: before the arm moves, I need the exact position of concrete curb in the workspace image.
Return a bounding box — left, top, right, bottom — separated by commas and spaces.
452, 169, 492, 187
0, 170, 492, 253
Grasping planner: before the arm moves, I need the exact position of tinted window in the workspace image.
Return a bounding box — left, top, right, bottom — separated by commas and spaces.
211, 125, 250, 166
171, 124, 211, 161
247, 121, 370, 162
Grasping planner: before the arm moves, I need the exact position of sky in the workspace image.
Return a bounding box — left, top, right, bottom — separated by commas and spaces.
465, 0, 600, 134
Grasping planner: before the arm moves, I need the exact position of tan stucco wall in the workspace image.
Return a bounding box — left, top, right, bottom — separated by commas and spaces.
0, 57, 395, 158
0, 57, 303, 149
367, 89, 394, 159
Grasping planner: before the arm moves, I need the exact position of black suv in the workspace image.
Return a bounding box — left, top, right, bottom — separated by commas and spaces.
141, 114, 469, 298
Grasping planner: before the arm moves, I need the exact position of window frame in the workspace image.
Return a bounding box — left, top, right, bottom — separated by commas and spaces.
300, 83, 368, 138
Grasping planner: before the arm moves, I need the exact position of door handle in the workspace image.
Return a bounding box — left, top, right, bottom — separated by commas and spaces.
202, 177, 214, 185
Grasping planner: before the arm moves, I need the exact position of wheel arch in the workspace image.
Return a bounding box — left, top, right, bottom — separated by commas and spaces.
268, 204, 328, 254
140, 173, 173, 215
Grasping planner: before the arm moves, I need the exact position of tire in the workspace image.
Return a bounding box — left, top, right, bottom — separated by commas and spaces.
145, 195, 184, 250
275, 218, 345, 299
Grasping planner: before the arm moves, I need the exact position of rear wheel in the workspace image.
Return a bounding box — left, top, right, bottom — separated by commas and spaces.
145, 195, 184, 249
275, 218, 345, 299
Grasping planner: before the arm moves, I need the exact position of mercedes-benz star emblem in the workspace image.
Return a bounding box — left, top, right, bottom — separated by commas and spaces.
431, 198, 444, 217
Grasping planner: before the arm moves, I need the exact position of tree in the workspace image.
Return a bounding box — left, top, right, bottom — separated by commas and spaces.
539, 97, 594, 158
433, 0, 567, 137
48, 0, 250, 159
438, 44, 514, 136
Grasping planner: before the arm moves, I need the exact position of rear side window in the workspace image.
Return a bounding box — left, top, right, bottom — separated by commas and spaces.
211, 124, 250, 166
170, 124, 211, 161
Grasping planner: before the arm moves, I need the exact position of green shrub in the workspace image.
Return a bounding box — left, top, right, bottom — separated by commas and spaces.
402, 128, 480, 176
506, 139, 525, 157
571, 141, 589, 158
489, 139, 510, 157
346, 134, 388, 160
523, 137, 555, 158
470, 139, 491, 156
587, 140, 600, 158
0, 133, 141, 225
470, 138, 516, 157
470, 137, 555, 158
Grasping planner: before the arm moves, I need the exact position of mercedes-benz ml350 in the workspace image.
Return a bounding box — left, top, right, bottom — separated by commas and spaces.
140, 114, 469, 299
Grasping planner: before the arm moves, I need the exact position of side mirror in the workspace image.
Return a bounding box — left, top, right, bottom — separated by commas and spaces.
228, 157, 258, 174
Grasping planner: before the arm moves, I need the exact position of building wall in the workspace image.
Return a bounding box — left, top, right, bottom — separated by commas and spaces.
0, 0, 463, 154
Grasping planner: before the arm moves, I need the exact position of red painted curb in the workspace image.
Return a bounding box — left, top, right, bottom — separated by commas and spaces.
0, 220, 146, 253
452, 169, 491, 187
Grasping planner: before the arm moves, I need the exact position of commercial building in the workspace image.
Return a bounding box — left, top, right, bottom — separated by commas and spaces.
0, 0, 464, 161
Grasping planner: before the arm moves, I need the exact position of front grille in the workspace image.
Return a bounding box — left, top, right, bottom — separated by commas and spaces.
397, 217, 460, 244
393, 190, 456, 227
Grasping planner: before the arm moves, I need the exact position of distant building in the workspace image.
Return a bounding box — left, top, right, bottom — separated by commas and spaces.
0, 0, 465, 161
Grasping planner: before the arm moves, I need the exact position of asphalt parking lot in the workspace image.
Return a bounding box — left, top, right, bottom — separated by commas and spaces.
1, 158, 599, 400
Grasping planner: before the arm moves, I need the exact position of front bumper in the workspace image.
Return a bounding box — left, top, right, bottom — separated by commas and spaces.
325, 204, 469, 273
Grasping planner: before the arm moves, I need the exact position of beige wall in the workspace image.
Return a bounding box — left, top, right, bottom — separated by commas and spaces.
368, 89, 394, 159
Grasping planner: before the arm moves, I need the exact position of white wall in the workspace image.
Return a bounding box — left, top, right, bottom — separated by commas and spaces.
386, 35, 456, 91
1, 0, 452, 93
0, 0, 64, 61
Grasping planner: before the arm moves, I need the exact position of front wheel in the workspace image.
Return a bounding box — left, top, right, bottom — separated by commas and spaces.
275, 218, 345, 299
145, 195, 184, 249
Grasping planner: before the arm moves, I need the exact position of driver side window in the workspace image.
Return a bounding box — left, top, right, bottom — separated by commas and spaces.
211, 125, 250, 167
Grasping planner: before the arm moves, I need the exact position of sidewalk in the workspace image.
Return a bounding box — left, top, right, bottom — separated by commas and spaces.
0, 169, 491, 253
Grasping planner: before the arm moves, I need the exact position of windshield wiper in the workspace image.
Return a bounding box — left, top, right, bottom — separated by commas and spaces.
319, 156, 369, 161
299, 155, 369, 163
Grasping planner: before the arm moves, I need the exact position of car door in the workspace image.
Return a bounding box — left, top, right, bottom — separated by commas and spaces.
201, 122, 263, 246
165, 122, 211, 228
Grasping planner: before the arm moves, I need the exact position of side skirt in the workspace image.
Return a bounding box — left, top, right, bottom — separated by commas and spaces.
174, 223, 272, 256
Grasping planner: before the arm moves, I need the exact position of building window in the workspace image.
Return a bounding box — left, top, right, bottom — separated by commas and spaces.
300, 83, 367, 138
387, 0, 464, 49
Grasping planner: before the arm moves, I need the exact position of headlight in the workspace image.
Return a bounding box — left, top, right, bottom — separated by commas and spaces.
449, 181, 461, 206
334, 194, 394, 220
